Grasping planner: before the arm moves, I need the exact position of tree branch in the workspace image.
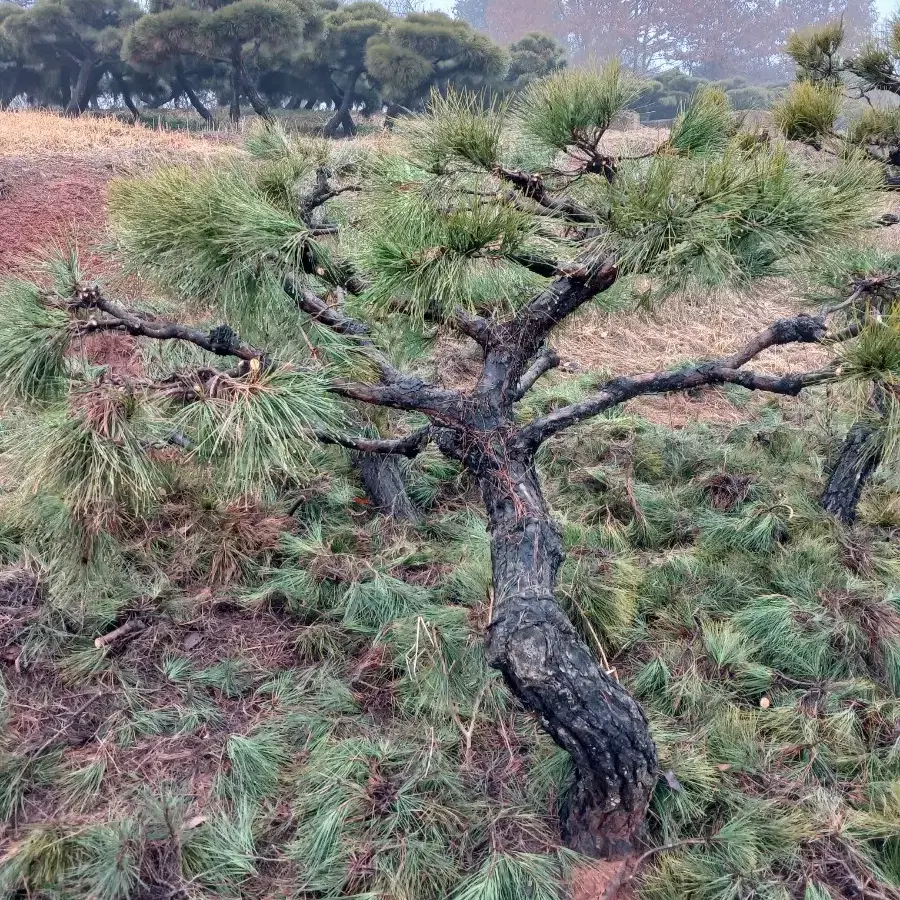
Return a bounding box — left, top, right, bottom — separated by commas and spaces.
516, 364, 835, 448
494, 166, 597, 225
298, 166, 362, 220
331, 377, 466, 423
72, 286, 264, 361
280, 277, 469, 419
282, 275, 370, 336
720, 313, 827, 369
513, 261, 618, 343
314, 425, 431, 457
451, 308, 494, 347
514, 304, 871, 447
515, 347, 561, 398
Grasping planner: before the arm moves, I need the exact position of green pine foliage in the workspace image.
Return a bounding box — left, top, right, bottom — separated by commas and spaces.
0, 278, 70, 404
786, 21, 846, 84
514, 62, 644, 154
1, 406, 897, 899
0, 69, 899, 900
771, 80, 843, 144
665, 86, 737, 156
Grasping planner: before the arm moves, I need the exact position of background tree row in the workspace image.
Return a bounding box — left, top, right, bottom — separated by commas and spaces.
0, 0, 565, 124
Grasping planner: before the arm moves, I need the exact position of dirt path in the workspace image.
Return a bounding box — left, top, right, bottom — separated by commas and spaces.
0, 155, 112, 275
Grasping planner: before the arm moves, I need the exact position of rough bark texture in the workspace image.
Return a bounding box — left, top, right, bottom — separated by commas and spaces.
435, 429, 657, 857
821, 421, 883, 524
350, 451, 419, 522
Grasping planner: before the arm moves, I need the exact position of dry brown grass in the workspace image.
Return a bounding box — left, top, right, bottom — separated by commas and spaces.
554, 280, 832, 425
0, 109, 228, 157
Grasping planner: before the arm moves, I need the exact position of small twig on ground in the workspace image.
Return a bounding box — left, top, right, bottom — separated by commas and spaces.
574, 598, 617, 678
94, 618, 146, 649
449, 682, 490, 769
618, 837, 717, 888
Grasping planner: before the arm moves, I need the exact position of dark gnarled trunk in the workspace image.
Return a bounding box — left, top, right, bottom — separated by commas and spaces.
175, 63, 214, 124
821, 420, 883, 524
324, 69, 360, 138
350, 452, 419, 522
440, 430, 658, 857
239, 63, 273, 122
112, 72, 140, 123
229, 47, 242, 124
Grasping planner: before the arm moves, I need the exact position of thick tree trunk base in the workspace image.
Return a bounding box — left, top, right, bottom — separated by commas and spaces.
571, 859, 632, 900
467, 446, 657, 860
487, 594, 656, 858
351, 452, 419, 522
229, 51, 242, 125
65, 59, 97, 118
821, 421, 882, 524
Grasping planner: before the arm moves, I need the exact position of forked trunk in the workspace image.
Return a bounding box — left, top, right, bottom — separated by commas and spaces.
351, 452, 419, 522
821, 420, 883, 524
444, 431, 657, 857
324, 69, 360, 138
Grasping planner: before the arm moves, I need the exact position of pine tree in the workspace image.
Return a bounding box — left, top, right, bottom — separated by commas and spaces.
501, 32, 566, 92
365, 11, 506, 115
1, 69, 896, 859
200, 0, 308, 123
123, 5, 218, 124
778, 18, 900, 522
0, 2, 41, 107
317, 1, 391, 137
1, 0, 141, 115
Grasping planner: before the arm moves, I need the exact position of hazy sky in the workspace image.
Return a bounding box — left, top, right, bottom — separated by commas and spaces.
428, 0, 899, 18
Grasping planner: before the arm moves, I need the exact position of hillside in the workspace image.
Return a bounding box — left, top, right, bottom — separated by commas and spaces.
0, 107, 898, 900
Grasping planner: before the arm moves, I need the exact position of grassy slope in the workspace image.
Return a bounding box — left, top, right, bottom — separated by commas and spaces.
0, 380, 898, 900
0, 113, 898, 900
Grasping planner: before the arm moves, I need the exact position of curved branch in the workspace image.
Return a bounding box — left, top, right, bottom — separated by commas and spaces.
72, 286, 263, 361
282, 275, 370, 336
331, 377, 466, 423
514, 261, 618, 343
515, 347, 560, 399
515, 305, 867, 448
495, 166, 597, 225
720, 313, 827, 368
449, 307, 495, 348
517, 365, 835, 449
314, 426, 431, 458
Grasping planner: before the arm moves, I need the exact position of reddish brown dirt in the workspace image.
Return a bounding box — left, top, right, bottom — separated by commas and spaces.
0, 155, 112, 276
571, 859, 636, 900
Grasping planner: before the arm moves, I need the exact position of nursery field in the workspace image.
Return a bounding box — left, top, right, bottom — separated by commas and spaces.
0, 106, 898, 900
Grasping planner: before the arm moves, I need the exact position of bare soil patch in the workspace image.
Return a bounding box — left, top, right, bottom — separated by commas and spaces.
0, 111, 230, 276
0, 155, 111, 275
